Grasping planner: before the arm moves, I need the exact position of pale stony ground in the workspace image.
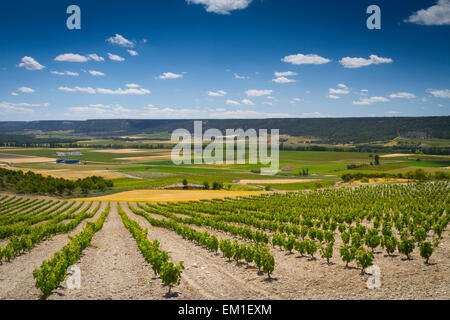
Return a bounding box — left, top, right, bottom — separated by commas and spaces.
0, 202, 103, 300
0, 199, 448, 300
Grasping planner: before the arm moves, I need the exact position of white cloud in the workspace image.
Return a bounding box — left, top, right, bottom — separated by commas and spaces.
209, 109, 292, 119
58, 86, 96, 94
11, 92, 18, 96
337, 83, 348, 89
301, 112, 324, 118
272, 76, 296, 83
18, 86, 35, 93
58, 86, 150, 95
157, 72, 183, 79
96, 88, 151, 95
389, 92, 417, 99
405, 0, 450, 26
290, 98, 303, 104
125, 83, 141, 88
87, 54, 104, 62
241, 99, 255, 105
68, 104, 133, 118
18, 56, 45, 70
245, 89, 273, 97
55, 53, 90, 63
387, 111, 401, 115
128, 49, 139, 56
51, 70, 79, 76
186, 0, 252, 14
327, 95, 341, 100
234, 73, 248, 79
339, 54, 393, 68
262, 102, 273, 106
275, 71, 297, 77
107, 34, 135, 47
282, 53, 330, 65
329, 88, 350, 95
207, 90, 227, 97
107, 53, 125, 62
427, 89, 450, 98
88, 70, 105, 76
353, 96, 390, 105
0, 101, 48, 114
226, 99, 241, 106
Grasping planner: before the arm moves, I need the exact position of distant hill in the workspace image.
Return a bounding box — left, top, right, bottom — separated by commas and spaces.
0, 117, 449, 143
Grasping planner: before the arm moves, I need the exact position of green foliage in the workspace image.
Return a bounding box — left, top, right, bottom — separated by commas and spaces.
33, 203, 110, 297
160, 261, 184, 294
419, 241, 434, 264
356, 248, 374, 275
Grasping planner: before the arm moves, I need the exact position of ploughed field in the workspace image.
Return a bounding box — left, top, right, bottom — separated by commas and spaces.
0, 182, 449, 300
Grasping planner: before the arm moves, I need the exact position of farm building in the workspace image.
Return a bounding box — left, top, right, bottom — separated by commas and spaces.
281, 166, 294, 171
56, 159, 80, 164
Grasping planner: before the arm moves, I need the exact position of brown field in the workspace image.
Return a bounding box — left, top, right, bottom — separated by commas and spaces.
238, 179, 317, 185
75, 189, 266, 202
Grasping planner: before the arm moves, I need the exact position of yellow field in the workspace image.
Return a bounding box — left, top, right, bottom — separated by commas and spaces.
75, 189, 266, 202
380, 153, 415, 158
238, 179, 317, 184
114, 154, 171, 161
93, 149, 150, 154
0, 156, 55, 164
4, 167, 123, 180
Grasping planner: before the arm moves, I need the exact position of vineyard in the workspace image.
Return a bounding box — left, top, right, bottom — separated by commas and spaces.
0, 181, 448, 300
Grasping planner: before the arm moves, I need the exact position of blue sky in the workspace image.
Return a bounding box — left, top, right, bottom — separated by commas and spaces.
0, 0, 449, 120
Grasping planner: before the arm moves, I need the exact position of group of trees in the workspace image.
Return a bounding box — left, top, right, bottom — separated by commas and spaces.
341, 169, 450, 182
0, 168, 113, 196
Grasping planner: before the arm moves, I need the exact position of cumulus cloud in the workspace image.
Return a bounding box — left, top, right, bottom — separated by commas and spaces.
55, 53, 90, 63
329, 88, 350, 95
405, 0, 450, 25
107, 53, 125, 61
51, 70, 79, 76
125, 83, 141, 88
18, 56, 45, 70
290, 98, 304, 103
226, 99, 240, 106
389, 92, 417, 99
339, 55, 393, 68
18, 87, 35, 93
88, 70, 105, 76
245, 89, 273, 97
327, 95, 341, 100
207, 90, 227, 97
157, 72, 183, 79
282, 53, 330, 65
87, 54, 104, 62
68, 104, 134, 118
241, 99, 255, 105
427, 89, 450, 98
186, 0, 252, 14
234, 73, 249, 79
275, 71, 297, 77
128, 49, 139, 56
352, 96, 390, 105
58, 86, 150, 95
0, 101, 48, 114
11, 92, 18, 96
272, 76, 296, 83
107, 34, 135, 47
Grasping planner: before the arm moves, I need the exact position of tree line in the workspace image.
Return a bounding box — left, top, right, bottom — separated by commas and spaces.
0, 168, 113, 196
